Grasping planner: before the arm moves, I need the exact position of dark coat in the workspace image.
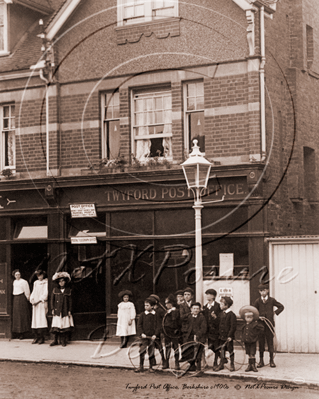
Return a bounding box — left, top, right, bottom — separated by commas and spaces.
137, 311, 161, 337
163, 308, 180, 337
253, 296, 284, 326
241, 320, 264, 343
51, 287, 72, 318
179, 301, 193, 333
218, 310, 237, 340
203, 301, 221, 340
183, 313, 207, 344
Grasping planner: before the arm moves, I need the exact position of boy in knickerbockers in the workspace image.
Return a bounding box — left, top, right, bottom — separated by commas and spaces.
254, 283, 284, 368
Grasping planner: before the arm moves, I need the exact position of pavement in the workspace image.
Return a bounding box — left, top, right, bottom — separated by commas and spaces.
0, 338, 318, 389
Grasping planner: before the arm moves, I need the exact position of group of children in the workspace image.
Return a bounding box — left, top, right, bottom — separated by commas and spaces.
116, 283, 284, 373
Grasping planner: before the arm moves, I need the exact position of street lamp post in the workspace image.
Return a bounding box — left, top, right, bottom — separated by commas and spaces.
181, 140, 224, 304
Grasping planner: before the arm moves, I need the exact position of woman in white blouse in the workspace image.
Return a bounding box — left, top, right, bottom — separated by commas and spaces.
12, 269, 31, 339
30, 270, 48, 344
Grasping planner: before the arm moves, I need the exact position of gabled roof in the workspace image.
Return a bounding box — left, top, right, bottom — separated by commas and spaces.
45, 0, 82, 41
11, 0, 53, 15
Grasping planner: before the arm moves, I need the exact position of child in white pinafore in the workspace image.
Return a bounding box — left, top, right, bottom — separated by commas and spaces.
116, 290, 136, 348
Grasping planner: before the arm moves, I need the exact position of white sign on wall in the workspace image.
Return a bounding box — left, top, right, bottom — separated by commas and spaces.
70, 204, 97, 218
71, 237, 97, 244
219, 253, 234, 276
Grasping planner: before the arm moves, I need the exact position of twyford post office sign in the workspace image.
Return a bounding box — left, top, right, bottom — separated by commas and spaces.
70, 204, 97, 218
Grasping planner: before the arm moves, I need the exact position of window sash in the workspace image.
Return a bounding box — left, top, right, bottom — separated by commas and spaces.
102, 92, 120, 160
1, 104, 15, 169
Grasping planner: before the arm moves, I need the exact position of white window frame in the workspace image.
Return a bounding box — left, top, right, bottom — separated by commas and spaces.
117, 0, 178, 27
183, 81, 205, 155
101, 91, 120, 160
131, 87, 173, 161
0, 1, 10, 55
0, 104, 15, 171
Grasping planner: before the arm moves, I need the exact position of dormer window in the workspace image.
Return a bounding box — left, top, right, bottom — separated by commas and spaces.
0, 0, 9, 54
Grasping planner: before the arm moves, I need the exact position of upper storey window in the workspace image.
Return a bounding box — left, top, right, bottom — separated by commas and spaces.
118, 0, 178, 26
0, 1, 8, 54
1, 104, 15, 170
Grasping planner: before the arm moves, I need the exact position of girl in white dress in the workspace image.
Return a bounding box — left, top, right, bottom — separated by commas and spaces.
116, 290, 136, 348
30, 270, 48, 344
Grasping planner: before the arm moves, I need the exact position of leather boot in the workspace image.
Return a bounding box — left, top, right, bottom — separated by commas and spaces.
251, 358, 258, 372
215, 357, 225, 371
38, 331, 45, 345
120, 336, 127, 348
32, 332, 39, 344
269, 352, 276, 368
213, 354, 219, 371
162, 359, 169, 369
245, 358, 253, 372
61, 333, 67, 347
257, 353, 264, 368
229, 354, 235, 372
175, 360, 180, 370
50, 333, 59, 347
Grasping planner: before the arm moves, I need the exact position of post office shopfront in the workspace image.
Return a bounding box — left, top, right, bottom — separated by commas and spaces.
0, 166, 266, 339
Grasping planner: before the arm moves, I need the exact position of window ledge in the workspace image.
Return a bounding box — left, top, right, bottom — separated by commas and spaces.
0, 51, 10, 57
116, 17, 181, 45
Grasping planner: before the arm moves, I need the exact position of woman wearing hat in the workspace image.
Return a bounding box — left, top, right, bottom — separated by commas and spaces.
30, 270, 48, 344
239, 305, 264, 372
50, 272, 74, 347
12, 269, 31, 339
116, 290, 136, 348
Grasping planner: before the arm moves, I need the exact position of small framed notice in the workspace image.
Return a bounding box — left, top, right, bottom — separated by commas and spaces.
70, 204, 97, 218
71, 237, 97, 244
219, 253, 234, 277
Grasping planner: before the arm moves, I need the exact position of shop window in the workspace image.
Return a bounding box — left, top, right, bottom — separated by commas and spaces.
1, 104, 15, 171
0, 1, 9, 54
117, 0, 178, 26
102, 91, 120, 160
68, 216, 106, 238
14, 217, 47, 240
132, 88, 172, 160
184, 81, 205, 153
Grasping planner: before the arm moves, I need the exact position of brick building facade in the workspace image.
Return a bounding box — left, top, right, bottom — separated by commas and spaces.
0, 0, 318, 345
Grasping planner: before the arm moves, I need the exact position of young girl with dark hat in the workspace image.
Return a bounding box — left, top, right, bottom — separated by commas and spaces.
30, 270, 48, 344
116, 290, 136, 348
50, 272, 74, 347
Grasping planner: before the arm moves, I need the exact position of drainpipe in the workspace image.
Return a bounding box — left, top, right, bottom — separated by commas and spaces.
39, 69, 50, 176
260, 6, 266, 161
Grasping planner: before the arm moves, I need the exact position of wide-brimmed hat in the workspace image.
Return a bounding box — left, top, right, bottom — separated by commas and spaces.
239, 305, 259, 321
52, 272, 71, 282
118, 290, 132, 299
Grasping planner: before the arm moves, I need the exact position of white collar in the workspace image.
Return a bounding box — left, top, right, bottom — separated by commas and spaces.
262, 295, 268, 301
225, 308, 231, 313
145, 310, 155, 315
206, 301, 215, 308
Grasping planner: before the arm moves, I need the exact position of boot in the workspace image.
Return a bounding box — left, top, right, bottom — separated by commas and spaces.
38, 331, 45, 345
229, 354, 235, 372
120, 336, 127, 348
269, 352, 276, 368
162, 359, 169, 369
175, 359, 180, 370
251, 358, 258, 372
245, 358, 253, 372
32, 332, 39, 344
257, 353, 264, 368
135, 356, 144, 372
212, 354, 219, 371
215, 357, 225, 371
50, 333, 59, 347
61, 333, 67, 347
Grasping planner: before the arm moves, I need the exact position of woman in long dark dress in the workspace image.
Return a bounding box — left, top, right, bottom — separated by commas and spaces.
12, 269, 31, 339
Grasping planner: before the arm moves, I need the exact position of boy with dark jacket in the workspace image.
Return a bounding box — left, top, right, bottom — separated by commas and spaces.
135, 297, 161, 373
254, 283, 284, 368
203, 288, 221, 370
215, 296, 237, 372
179, 287, 194, 342
162, 294, 181, 370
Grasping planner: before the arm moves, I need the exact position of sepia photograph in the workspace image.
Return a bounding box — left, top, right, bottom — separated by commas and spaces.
0, 0, 318, 398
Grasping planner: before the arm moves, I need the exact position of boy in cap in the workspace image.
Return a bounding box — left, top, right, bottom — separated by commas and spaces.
175, 290, 185, 306
203, 289, 221, 370
254, 283, 284, 368
239, 305, 264, 372
182, 302, 207, 371
135, 297, 161, 373
179, 287, 194, 342
215, 296, 237, 372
